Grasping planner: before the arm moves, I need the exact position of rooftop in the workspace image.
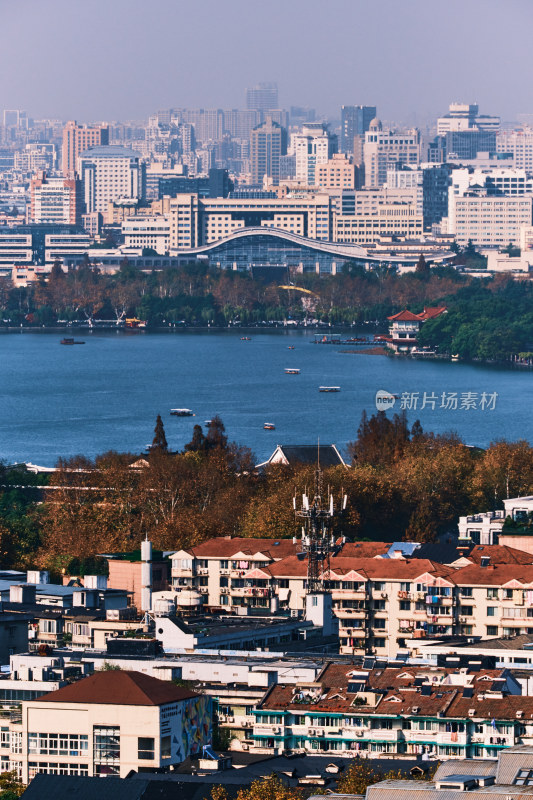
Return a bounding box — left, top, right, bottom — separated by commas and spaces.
37, 669, 199, 706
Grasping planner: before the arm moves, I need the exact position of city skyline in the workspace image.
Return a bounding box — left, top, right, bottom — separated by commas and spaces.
1, 0, 532, 124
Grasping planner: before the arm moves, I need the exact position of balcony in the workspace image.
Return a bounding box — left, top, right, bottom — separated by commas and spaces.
331, 589, 367, 601
339, 627, 366, 637
230, 586, 271, 598
438, 732, 468, 746
368, 728, 402, 741
335, 608, 367, 618
171, 566, 195, 577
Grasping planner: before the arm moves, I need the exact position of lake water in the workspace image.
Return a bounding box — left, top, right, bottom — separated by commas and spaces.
1, 329, 531, 467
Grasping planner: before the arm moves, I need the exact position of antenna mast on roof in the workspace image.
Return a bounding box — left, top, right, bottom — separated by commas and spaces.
294, 440, 347, 594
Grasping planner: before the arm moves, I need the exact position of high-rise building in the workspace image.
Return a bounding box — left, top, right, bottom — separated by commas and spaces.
364, 119, 420, 188
62, 120, 109, 177
250, 117, 287, 186
246, 83, 278, 113
3, 109, 28, 129
78, 145, 145, 213
30, 173, 83, 225
293, 123, 338, 185
437, 103, 500, 135
340, 105, 376, 153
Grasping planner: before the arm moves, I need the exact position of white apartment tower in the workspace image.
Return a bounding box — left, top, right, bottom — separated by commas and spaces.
293, 123, 337, 185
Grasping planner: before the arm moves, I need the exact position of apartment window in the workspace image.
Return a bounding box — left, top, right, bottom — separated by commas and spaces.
374, 638, 386, 648
373, 582, 385, 591
461, 588, 473, 597
138, 737, 155, 761
487, 607, 497, 617
487, 625, 498, 636
399, 601, 411, 611
487, 588, 498, 599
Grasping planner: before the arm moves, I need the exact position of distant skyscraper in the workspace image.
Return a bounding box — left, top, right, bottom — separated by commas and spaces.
437, 103, 500, 135
293, 123, 337, 185
3, 109, 28, 129
250, 117, 287, 186
246, 83, 278, 113
340, 105, 376, 153
62, 120, 109, 177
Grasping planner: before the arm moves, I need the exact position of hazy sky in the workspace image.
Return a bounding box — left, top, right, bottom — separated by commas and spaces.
1, 0, 532, 125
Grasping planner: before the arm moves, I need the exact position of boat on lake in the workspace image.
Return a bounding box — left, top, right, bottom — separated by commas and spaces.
170, 408, 194, 417
288, 345, 295, 349
60, 338, 85, 345
263, 422, 275, 430
285, 368, 300, 374
240, 336, 251, 341
319, 386, 341, 392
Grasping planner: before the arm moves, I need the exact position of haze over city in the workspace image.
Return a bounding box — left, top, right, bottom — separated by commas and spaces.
2, 0, 533, 122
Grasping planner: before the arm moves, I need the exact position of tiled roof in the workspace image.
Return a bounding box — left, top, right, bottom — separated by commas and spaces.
463, 545, 533, 566
453, 564, 533, 586
419, 306, 447, 320
387, 310, 422, 322
187, 537, 298, 560
37, 670, 199, 706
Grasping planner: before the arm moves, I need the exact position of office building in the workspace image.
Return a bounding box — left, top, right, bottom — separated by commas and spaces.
340, 105, 376, 153
446, 168, 533, 246
437, 102, 500, 135
445, 130, 497, 160
246, 83, 278, 112
387, 164, 452, 228
497, 129, 533, 171
4, 669, 211, 782
250, 117, 287, 186
14, 143, 56, 174
316, 154, 356, 189
79, 146, 145, 213
364, 120, 420, 187
30, 174, 83, 225
293, 123, 338, 184
61, 120, 109, 176
168, 192, 332, 249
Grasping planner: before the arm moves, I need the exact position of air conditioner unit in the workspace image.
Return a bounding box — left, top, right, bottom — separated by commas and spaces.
241, 743, 249, 751
309, 729, 316, 736
273, 726, 281, 734
356, 730, 363, 737
227, 717, 235, 723
317, 730, 325, 737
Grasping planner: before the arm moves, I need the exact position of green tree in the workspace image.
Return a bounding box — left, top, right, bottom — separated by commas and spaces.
152, 414, 168, 453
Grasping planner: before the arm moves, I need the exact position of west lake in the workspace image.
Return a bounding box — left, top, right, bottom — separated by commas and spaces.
1, 329, 531, 467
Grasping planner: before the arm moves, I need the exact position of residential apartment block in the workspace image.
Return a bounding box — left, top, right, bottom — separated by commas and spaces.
169, 533, 533, 659
29, 174, 82, 225
253, 663, 525, 758
293, 124, 337, 185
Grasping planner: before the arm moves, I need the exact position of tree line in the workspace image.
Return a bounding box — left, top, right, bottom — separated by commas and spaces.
0, 258, 473, 328
1, 413, 533, 574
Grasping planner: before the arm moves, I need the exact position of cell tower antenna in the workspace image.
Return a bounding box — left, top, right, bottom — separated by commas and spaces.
294, 445, 347, 595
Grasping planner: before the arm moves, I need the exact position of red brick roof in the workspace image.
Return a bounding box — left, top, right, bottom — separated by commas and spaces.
38, 670, 199, 706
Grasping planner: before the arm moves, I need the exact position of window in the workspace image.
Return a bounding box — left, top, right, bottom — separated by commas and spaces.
487, 607, 497, 617
161, 736, 171, 759
138, 737, 155, 761
93, 726, 120, 772
514, 769, 533, 786
487, 588, 498, 599
487, 625, 498, 636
